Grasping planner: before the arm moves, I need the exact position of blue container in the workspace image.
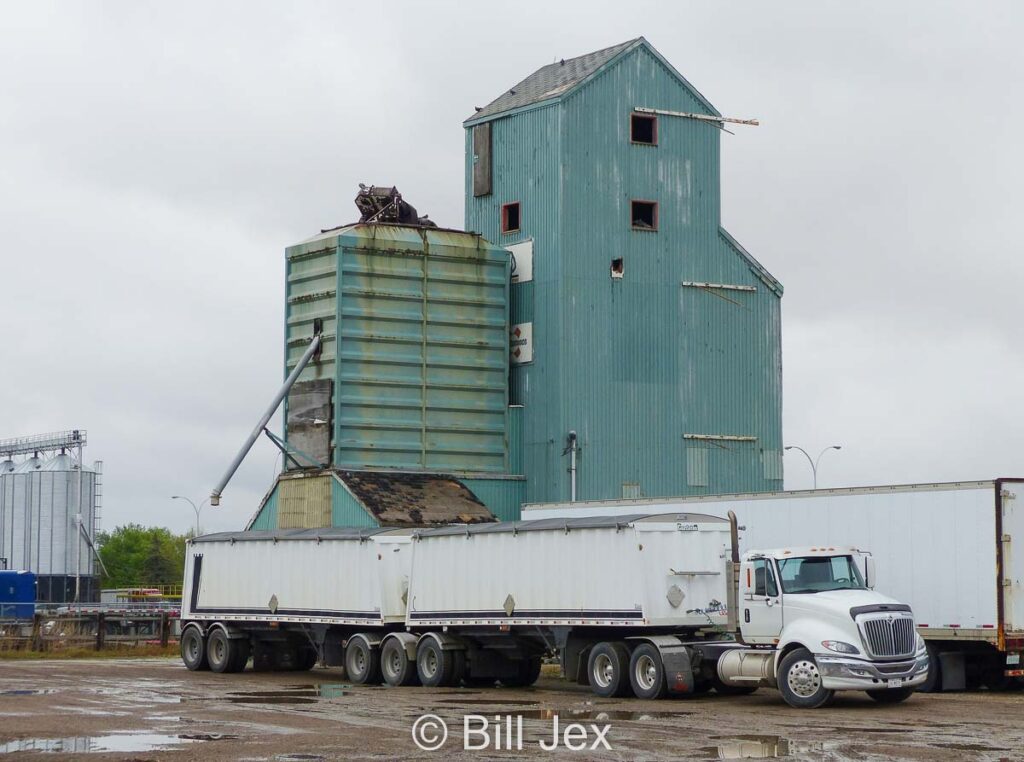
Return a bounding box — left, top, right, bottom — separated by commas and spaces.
0, 570, 36, 619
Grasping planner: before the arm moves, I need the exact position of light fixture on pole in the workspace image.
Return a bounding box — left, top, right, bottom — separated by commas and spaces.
171, 495, 210, 537
784, 445, 841, 489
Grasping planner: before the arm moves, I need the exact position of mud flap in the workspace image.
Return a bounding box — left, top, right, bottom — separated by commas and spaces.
660, 646, 695, 695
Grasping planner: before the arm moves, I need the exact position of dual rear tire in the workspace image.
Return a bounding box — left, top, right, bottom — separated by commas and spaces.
180, 626, 208, 671
206, 629, 250, 673
380, 638, 419, 687
587, 641, 760, 700
416, 638, 465, 687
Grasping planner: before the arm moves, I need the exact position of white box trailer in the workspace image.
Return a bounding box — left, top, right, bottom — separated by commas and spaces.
180, 513, 929, 708
406, 516, 731, 628
524, 478, 1023, 691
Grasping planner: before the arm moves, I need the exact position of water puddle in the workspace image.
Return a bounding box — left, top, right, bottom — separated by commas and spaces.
275, 755, 326, 761
180, 733, 239, 742
439, 699, 538, 706
0, 733, 196, 754
87, 687, 182, 704
0, 689, 57, 697
699, 736, 829, 759
516, 709, 691, 721
226, 684, 349, 705
936, 743, 1010, 752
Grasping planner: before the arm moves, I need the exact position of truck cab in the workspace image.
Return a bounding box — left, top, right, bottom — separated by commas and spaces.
725, 547, 930, 707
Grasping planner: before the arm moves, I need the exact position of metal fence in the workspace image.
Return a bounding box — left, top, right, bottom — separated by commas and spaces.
0, 609, 180, 652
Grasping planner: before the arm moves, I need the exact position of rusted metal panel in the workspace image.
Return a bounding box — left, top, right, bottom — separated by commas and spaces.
472, 123, 492, 196
285, 379, 332, 467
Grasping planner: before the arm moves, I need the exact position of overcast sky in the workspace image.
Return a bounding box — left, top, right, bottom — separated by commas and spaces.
2, 1, 1021, 535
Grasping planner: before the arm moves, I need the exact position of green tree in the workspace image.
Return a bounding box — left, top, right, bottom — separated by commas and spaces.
96, 524, 189, 588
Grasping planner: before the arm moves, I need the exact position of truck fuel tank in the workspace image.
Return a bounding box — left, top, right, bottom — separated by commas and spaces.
718, 647, 776, 688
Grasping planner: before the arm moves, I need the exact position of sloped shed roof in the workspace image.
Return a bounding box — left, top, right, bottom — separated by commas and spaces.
336, 470, 497, 527
465, 37, 719, 124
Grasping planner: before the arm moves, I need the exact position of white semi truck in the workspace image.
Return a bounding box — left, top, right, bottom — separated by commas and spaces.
525, 478, 1023, 692
179, 512, 927, 708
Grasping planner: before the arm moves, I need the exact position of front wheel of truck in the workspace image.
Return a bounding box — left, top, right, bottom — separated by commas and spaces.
777, 648, 834, 709
866, 686, 914, 704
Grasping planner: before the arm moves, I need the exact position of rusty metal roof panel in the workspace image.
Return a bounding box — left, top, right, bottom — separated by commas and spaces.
336, 470, 497, 527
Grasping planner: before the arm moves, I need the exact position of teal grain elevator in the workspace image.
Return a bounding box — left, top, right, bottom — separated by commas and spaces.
464, 38, 783, 505
248, 38, 783, 530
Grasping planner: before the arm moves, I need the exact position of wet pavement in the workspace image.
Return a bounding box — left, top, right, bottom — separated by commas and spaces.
0, 658, 1021, 759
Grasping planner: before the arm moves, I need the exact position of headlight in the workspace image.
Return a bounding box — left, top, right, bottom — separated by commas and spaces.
822, 640, 860, 655
916, 633, 926, 652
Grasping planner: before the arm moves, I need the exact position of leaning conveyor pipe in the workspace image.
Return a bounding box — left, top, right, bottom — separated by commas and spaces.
209, 333, 322, 506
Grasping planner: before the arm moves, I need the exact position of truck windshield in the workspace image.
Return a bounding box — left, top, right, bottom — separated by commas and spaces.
777, 555, 866, 594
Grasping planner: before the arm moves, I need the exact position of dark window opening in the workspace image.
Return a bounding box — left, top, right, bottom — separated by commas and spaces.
610, 258, 624, 279
631, 113, 657, 145
501, 202, 521, 234
631, 200, 658, 231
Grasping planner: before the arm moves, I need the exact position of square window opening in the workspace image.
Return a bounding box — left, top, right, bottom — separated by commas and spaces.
631, 114, 657, 145
631, 200, 658, 231
610, 258, 624, 279
501, 202, 521, 234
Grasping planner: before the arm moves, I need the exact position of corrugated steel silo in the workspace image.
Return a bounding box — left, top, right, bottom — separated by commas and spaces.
0, 433, 99, 602
283, 223, 512, 474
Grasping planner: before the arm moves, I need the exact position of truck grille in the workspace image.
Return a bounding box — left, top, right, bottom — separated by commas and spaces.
861, 615, 916, 659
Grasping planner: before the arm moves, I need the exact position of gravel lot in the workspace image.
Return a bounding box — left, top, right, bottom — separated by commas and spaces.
0, 658, 1022, 760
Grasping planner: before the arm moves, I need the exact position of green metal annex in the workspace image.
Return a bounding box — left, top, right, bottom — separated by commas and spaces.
464, 38, 784, 505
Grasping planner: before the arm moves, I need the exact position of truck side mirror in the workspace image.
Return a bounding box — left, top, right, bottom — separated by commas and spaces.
864, 556, 876, 590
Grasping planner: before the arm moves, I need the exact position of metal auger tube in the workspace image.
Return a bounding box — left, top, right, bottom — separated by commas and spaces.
209, 333, 322, 507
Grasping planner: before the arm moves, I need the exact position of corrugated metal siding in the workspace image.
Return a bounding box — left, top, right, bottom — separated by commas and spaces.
284, 226, 511, 474
466, 44, 782, 505
465, 104, 564, 502
278, 475, 332, 528
248, 485, 279, 530
459, 477, 526, 523
508, 405, 524, 475
330, 477, 377, 528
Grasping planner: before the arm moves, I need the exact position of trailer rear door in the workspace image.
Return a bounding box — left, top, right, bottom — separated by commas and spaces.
1002, 480, 1024, 634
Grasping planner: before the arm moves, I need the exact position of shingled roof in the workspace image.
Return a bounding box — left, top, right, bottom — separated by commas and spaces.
466, 38, 640, 123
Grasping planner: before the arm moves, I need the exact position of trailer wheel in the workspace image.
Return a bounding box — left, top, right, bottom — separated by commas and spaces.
345, 636, 382, 685
180, 626, 208, 671
381, 638, 419, 687
628, 644, 667, 699
866, 686, 914, 704
587, 642, 632, 698
501, 656, 542, 688
417, 638, 462, 687
777, 648, 834, 709
207, 629, 238, 674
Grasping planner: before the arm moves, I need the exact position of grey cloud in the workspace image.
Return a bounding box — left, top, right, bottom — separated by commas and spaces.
2, 1, 1020, 530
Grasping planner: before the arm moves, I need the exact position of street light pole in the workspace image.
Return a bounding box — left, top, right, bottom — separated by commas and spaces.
784, 445, 842, 489
171, 496, 209, 537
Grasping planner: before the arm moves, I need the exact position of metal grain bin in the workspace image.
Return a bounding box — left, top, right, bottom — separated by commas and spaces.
283, 223, 511, 474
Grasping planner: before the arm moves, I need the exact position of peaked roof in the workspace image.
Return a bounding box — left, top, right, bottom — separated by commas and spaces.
465, 37, 718, 125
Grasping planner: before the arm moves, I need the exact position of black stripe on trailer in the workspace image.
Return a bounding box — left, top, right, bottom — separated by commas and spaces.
408, 609, 645, 621
191, 606, 383, 619
189, 554, 202, 613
